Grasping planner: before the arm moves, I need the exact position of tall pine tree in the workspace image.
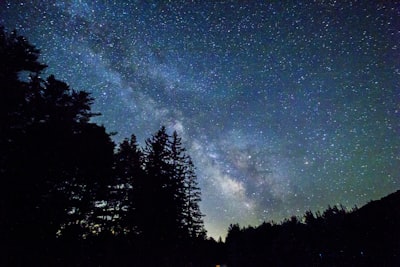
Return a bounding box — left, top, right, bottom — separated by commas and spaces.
183, 157, 206, 239
141, 126, 177, 243
169, 131, 206, 240
111, 134, 143, 235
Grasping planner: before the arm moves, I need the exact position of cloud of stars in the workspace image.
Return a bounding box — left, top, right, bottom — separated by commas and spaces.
1, 0, 399, 238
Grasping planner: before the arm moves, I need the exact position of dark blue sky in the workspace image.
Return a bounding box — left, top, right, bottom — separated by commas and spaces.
2, 0, 399, 238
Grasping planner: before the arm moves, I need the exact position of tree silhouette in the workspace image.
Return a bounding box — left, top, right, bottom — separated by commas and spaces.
0, 26, 114, 264
169, 131, 206, 240
112, 134, 144, 235
183, 156, 206, 239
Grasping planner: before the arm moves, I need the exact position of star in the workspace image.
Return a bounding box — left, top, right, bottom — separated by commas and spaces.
1, 0, 398, 239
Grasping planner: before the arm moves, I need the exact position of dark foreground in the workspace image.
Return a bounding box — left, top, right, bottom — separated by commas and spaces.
4, 190, 400, 266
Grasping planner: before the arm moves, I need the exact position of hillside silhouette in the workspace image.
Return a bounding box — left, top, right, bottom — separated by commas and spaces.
1, 26, 399, 266
224, 190, 400, 266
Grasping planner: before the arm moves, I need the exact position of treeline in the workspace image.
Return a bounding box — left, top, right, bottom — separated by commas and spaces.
2, 26, 400, 266
0, 26, 223, 266
225, 191, 400, 266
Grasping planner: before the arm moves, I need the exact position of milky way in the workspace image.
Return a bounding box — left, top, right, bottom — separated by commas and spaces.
1, 0, 399, 238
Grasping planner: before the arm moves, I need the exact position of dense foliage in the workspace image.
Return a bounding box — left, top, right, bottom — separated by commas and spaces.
0, 26, 210, 266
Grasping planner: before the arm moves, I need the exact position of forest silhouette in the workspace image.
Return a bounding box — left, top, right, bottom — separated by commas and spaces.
1, 26, 399, 266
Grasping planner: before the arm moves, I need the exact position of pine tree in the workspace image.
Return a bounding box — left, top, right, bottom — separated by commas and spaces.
169, 131, 191, 239
184, 157, 206, 239
112, 134, 143, 235
66, 123, 115, 238
139, 127, 207, 243
0, 26, 114, 245
169, 131, 206, 239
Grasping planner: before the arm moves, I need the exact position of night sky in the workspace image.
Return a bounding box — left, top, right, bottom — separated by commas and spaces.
1, 0, 399, 239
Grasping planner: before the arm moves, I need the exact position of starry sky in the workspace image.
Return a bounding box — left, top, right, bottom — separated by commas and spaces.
1, 0, 399, 239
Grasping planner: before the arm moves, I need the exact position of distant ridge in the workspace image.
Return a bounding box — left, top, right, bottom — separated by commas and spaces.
357, 189, 400, 213
224, 189, 400, 266
351, 189, 400, 226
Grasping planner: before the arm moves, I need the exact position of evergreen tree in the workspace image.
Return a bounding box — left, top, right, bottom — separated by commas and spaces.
169, 131, 206, 240
141, 126, 177, 242
0, 27, 114, 258
112, 134, 143, 235
184, 157, 206, 239
139, 128, 206, 243
0, 26, 46, 82
60, 123, 115, 239
169, 131, 191, 239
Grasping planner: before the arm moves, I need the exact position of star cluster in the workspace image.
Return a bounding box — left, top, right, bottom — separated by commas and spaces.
1, 0, 399, 238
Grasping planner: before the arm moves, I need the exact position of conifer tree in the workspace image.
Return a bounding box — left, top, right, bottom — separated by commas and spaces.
183, 157, 206, 239
0, 26, 114, 244
169, 131, 191, 239
112, 134, 143, 235
139, 127, 206, 243
141, 126, 177, 242
169, 131, 206, 239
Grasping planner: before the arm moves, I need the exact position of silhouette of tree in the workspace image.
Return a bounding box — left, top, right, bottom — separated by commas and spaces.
0, 27, 56, 251
137, 126, 174, 245
0, 27, 114, 264
1, 26, 211, 266
112, 134, 144, 235
183, 156, 206, 239
169, 131, 206, 240
59, 123, 114, 239
304, 210, 317, 225
167, 131, 189, 240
